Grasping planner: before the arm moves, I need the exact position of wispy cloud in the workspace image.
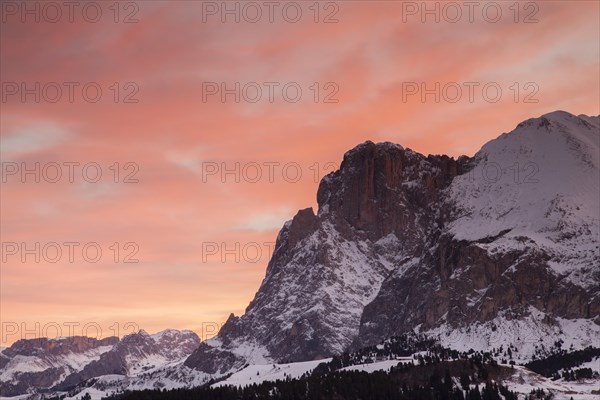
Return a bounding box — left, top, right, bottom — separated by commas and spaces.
234, 208, 293, 232
1, 123, 70, 157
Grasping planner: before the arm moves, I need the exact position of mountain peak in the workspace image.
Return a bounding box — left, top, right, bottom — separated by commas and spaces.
541, 109, 576, 119
185, 111, 599, 376
540, 109, 599, 124
317, 139, 464, 238
347, 140, 404, 151
340, 141, 405, 164
514, 110, 599, 134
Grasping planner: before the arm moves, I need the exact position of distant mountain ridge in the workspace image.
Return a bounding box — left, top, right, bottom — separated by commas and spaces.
0, 330, 200, 397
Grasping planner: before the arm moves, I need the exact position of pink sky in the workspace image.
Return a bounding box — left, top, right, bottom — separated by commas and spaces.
1, 1, 599, 345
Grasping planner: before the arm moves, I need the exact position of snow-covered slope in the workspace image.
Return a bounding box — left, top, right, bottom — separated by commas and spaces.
212, 359, 331, 388
504, 364, 600, 400
210, 353, 600, 400
428, 111, 600, 355
449, 111, 599, 288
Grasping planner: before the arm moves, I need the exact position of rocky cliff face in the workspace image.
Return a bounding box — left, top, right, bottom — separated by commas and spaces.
185, 142, 470, 372
186, 111, 600, 374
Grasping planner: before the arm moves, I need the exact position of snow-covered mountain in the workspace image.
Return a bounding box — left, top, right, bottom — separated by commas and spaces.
2, 111, 598, 399
0, 330, 200, 397
359, 111, 600, 353
185, 110, 599, 375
